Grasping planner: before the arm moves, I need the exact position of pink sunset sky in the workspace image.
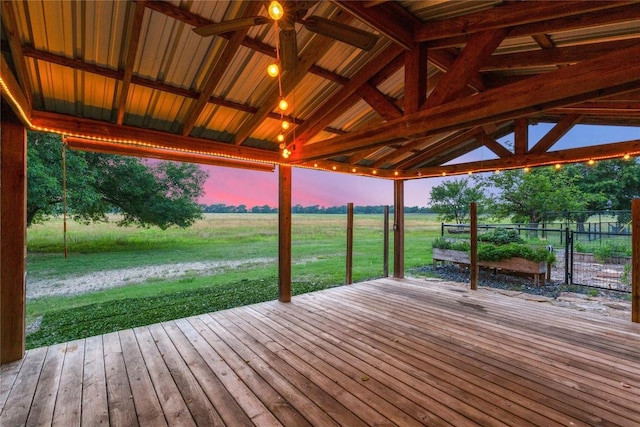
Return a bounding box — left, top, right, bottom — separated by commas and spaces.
198, 124, 639, 208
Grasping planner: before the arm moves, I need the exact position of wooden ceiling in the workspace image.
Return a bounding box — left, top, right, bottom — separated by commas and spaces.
1, 0, 639, 179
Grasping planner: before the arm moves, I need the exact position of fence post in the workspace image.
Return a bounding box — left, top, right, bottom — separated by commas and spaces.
383, 206, 389, 277
346, 203, 354, 285
564, 227, 571, 285
632, 199, 639, 323
441, 222, 444, 237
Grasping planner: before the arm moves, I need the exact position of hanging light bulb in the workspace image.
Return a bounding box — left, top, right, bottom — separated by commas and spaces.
278, 98, 288, 111
588, 159, 595, 166
267, 63, 279, 78
277, 133, 285, 143
281, 120, 290, 130
268, 1, 284, 20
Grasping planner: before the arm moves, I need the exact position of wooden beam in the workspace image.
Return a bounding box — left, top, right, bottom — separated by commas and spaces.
415, 1, 630, 42
64, 137, 274, 172
427, 49, 484, 92
294, 44, 404, 143
404, 43, 427, 115
530, 115, 582, 154
514, 118, 528, 155
632, 198, 639, 323
335, 1, 418, 50
482, 39, 639, 72
0, 55, 32, 121
278, 165, 292, 303
413, 139, 640, 177
290, 43, 640, 162
481, 131, 513, 159
425, 3, 640, 49
0, 1, 32, 107
422, 29, 507, 110
394, 129, 479, 170
30, 111, 280, 164
356, 83, 403, 120
117, 0, 146, 125
1, 111, 26, 363
181, 2, 262, 136
393, 180, 404, 278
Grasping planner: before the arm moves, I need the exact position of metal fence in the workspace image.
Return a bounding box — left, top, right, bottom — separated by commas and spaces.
440, 222, 632, 293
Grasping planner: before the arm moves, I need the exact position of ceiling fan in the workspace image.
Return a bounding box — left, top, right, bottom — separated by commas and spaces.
193, 1, 379, 71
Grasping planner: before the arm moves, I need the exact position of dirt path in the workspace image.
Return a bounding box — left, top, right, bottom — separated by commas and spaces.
27, 257, 276, 299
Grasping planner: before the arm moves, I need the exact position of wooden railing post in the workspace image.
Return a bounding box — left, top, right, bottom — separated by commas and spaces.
1, 112, 27, 362
346, 203, 353, 284
393, 180, 405, 278
383, 205, 389, 277
632, 198, 639, 323
470, 202, 478, 290
278, 165, 292, 302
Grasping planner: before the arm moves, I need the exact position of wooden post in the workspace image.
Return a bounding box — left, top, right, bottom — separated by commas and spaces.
632, 198, 639, 323
393, 180, 404, 278
383, 205, 389, 277
470, 202, 478, 290
278, 165, 292, 302
1, 113, 27, 362
346, 203, 353, 284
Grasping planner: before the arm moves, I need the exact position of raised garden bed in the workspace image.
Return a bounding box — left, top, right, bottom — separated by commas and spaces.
432, 248, 549, 285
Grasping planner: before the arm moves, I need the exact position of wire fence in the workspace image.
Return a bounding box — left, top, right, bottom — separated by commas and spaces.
439, 211, 632, 293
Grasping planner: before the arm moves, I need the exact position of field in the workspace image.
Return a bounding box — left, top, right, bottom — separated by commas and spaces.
26, 213, 442, 348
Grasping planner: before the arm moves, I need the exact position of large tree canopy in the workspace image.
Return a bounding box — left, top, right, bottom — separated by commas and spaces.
27, 131, 208, 229
428, 178, 486, 224
479, 166, 589, 227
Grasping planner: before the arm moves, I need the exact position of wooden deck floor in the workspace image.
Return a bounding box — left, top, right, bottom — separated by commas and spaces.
2, 278, 640, 426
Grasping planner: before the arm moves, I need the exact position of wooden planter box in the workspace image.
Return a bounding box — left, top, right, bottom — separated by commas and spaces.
432, 248, 548, 285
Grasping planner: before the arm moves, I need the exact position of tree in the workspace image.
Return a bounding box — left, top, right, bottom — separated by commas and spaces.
27, 131, 208, 229
428, 178, 486, 224
480, 166, 587, 228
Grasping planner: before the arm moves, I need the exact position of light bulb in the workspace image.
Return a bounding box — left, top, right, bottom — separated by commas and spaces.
588, 159, 595, 166
267, 63, 279, 77
277, 134, 285, 142
278, 98, 288, 111
281, 120, 290, 130
268, 1, 284, 20
554, 163, 562, 170
624, 154, 631, 160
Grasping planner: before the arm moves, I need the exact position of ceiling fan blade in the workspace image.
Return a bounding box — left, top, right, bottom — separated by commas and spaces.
279, 28, 298, 72
193, 16, 270, 37
304, 16, 378, 51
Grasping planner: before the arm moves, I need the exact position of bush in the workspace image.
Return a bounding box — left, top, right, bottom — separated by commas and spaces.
432, 237, 470, 251
478, 228, 524, 245
478, 243, 555, 264
593, 241, 631, 262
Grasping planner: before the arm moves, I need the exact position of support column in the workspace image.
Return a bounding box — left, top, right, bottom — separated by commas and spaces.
632, 198, 639, 323
278, 165, 292, 302
1, 112, 27, 362
470, 202, 478, 290
393, 180, 405, 278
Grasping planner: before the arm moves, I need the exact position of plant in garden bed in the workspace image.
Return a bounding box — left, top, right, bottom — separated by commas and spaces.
432, 229, 556, 264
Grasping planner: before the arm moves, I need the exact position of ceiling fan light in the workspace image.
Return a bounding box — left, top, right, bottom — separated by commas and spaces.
269, 1, 284, 20
279, 98, 288, 111
267, 63, 279, 77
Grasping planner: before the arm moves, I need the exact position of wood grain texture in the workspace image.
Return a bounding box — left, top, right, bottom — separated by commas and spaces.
2, 278, 639, 426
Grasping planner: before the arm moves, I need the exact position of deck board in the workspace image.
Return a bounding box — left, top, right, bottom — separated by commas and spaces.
2, 278, 639, 426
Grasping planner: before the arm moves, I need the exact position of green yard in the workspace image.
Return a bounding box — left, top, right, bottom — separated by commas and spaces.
26, 213, 442, 348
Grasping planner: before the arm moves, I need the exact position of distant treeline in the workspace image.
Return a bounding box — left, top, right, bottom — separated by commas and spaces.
200, 204, 433, 214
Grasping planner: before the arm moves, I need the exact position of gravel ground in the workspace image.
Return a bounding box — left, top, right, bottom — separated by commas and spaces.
410, 265, 632, 320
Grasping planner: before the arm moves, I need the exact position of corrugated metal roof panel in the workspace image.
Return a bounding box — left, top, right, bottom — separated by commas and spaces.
400, 0, 501, 21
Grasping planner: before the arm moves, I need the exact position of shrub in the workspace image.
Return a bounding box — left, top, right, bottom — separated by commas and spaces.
432, 237, 470, 252
593, 241, 631, 262
478, 228, 524, 245
478, 243, 555, 263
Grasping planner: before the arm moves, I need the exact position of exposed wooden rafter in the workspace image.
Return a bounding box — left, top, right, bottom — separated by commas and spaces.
117, 0, 146, 125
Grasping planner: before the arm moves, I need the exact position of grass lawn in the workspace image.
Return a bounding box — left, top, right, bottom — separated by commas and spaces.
26, 213, 442, 348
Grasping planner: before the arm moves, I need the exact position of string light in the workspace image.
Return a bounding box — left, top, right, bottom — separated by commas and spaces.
268, 1, 284, 20
278, 98, 288, 111
554, 163, 562, 170
588, 159, 595, 166
281, 120, 290, 130
267, 63, 279, 78
277, 134, 285, 142
624, 153, 631, 160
